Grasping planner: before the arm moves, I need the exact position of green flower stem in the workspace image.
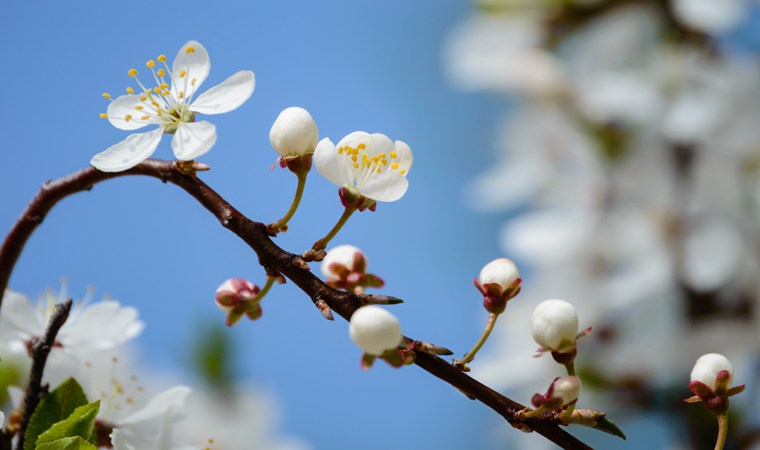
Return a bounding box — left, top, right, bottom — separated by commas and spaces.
459, 313, 498, 368
560, 402, 576, 422
269, 172, 308, 233
311, 206, 357, 252
247, 277, 275, 310
564, 360, 576, 377
714, 414, 728, 450
519, 405, 548, 420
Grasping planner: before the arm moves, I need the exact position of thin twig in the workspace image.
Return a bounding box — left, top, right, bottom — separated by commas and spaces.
16, 299, 73, 450
0, 160, 592, 450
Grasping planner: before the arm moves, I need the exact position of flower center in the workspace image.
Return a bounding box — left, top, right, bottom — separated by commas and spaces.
337, 143, 406, 186
100, 49, 200, 131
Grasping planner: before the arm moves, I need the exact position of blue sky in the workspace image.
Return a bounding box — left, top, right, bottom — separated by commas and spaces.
0, 2, 642, 449
1, 2, 510, 449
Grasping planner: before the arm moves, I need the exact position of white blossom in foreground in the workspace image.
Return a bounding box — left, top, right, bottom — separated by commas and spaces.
531, 299, 579, 353
270, 107, 319, 158
349, 306, 402, 355
91, 40, 255, 172
2, 287, 143, 359
110, 386, 191, 450
690, 353, 733, 391
314, 132, 413, 202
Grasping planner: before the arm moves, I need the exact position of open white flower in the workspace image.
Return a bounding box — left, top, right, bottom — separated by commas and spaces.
91, 40, 255, 172
314, 131, 413, 202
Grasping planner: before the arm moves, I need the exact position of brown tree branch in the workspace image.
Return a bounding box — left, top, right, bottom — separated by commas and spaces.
0, 159, 592, 450
16, 299, 73, 450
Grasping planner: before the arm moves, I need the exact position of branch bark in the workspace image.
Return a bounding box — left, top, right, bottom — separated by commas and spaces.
0, 159, 593, 450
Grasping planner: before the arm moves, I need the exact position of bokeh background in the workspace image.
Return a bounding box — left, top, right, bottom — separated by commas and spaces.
3, 1, 760, 449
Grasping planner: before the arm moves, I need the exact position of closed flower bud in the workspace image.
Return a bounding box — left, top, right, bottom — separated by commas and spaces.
552, 376, 582, 406
349, 306, 402, 356
215, 278, 262, 326
321, 245, 384, 293
531, 299, 579, 353
691, 353, 733, 391
479, 258, 520, 291
269, 107, 319, 158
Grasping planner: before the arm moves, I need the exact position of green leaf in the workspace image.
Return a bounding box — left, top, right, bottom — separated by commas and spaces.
35, 436, 97, 450
594, 416, 627, 440
36, 400, 100, 447
24, 378, 89, 450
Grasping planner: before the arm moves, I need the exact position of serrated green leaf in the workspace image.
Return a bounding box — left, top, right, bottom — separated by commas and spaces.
594, 416, 627, 440
35, 436, 97, 450
25, 378, 89, 450
36, 400, 100, 447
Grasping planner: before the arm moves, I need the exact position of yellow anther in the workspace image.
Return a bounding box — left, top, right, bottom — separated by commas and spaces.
161, 90, 170, 97
99, 113, 108, 119
153, 87, 161, 94
392, 162, 399, 170
358, 143, 366, 150
399, 170, 406, 175
141, 115, 149, 120
351, 155, 358, 162
362, 154, 368, 161
124, 114, 132, 122
377, 168, 382, 173
390, 151, 397, 159
126, 87, 134, 94
338, 147, 344, 154
179, 91, 185, 99
102, 93, 111, 99
160, 83, 168, 90
179, 70, 186, 78
128, 68, 138, 77
186, 46, 196, 54
157, 69, 165, 77
157, 54, 167, 62
140, 96, 147, 101
353, 163, 359, 169
135, 105, 143, 110
191, 78, 197, 86
146, 60, 156, 68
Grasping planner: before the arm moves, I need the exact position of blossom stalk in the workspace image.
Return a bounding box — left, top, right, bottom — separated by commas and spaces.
454, 313, 498, 372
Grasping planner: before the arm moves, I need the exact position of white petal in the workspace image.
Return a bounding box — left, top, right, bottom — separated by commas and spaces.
171, 121, 217, 161
62, 301, 144, 350
191, 70, 255, 115
673, 0, 744, 33
120, 386, 191, 425
1, 290, 42, 338
91, 128, 163, 172
368, 133, 394, 157
314, 138, 348, 187
358, 171, 409, 202
171, 40, 210, 101
335, 131, 372, 152
394, 140, 413, 173
107, 95, 157, 131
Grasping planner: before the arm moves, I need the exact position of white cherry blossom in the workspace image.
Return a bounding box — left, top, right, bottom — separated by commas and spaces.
314, 131, 413, 202
91, 40, 255, 172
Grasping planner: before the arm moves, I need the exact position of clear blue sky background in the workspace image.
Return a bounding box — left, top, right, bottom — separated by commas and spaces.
0, 2, 655, 449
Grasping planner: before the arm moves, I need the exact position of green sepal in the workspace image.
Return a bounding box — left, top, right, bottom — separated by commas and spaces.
35, 436, 97, 450
36, 400, 100, 447
594, 416, 627, 440
24, 378, 89, 450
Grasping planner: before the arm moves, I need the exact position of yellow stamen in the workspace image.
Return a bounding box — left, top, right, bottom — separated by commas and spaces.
102, 93, 111, 99
126, 87, 134, 94
146, 60, 156, 68
399, 170, 406, 175
338, 147, 344, 154
191, 78, 197, 86
153, 87, 161, 94
99, 113, 108, 119
392, 163, 399, 170
179, 92, 185, 99
157, 54, 167, 62
128, 68, 138, 77
179, 70, 186, 78
186, 46, 196, 54
135, 105, 143, 110
390, 151, 397, 158
159, 83, 168, 90
140, 96, 147, 101
358, 143, 366, 150
353, 163, 359, 169
161, 90, 170, 97
124, 115, 132, 122
156, 69, 165, 77
141, 115, 149, 120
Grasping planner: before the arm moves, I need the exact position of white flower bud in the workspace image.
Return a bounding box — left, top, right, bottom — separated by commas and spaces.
691, 353, 733, 390
349, 306, 403, 355
531, 299, 579, 352
479, 258, 520, 291
552, 376, 582, 406
215, 278, 259, 314
269, 107, 319, 157
321, 245, 363, 281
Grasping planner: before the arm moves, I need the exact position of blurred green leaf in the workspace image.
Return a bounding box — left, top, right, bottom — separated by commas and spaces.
36, 400, 100, 447
25, 378, 88, 450
35, 436, 97, 450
